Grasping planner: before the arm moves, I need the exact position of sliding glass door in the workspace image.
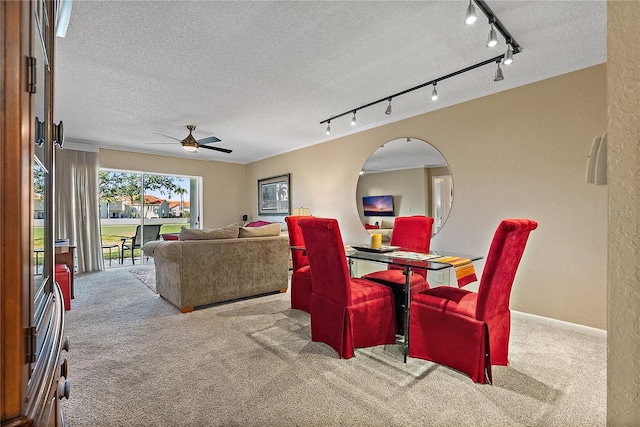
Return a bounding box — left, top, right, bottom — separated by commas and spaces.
99, 169, 201, 265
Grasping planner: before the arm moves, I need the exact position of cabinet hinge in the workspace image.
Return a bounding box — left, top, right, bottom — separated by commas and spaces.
27, 56, 37, 94
25, 326, 37, 364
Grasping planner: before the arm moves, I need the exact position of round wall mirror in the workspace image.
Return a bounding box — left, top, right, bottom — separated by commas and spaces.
356, 138, 453, 241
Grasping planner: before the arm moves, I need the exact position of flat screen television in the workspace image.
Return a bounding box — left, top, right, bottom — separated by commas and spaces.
362, 195, 395, 217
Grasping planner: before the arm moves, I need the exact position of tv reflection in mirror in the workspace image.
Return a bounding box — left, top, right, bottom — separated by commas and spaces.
363, 195, 395, 217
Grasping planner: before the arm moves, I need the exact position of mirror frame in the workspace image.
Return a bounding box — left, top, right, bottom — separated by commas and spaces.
356, 137, 453, 237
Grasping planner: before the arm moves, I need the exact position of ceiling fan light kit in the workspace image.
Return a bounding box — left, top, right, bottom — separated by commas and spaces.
320, 0, 521, 132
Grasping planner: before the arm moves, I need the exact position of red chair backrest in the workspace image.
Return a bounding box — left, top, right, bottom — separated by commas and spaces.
476, 218, 538, 321
389, 216, 434, 278
389, 216, 434, 252
298, 218, 352, 306
285, 216, 310, 272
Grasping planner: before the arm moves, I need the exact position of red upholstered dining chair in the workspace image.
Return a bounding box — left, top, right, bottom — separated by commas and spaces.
408, 218, 538, 383
364, 215, 434, 290
285, 216, 313, 313
298, 217, 396, 359
363, 216, 434, 333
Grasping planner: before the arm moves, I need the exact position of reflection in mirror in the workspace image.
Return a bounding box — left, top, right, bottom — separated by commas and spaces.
356, 138, 452, 240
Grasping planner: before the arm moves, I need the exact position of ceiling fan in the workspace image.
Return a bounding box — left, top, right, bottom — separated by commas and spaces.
147, 125, 232, 154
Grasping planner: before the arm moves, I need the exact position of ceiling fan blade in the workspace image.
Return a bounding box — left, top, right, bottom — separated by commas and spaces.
152, 132, 181, 141
198, 136, 222, 144
199, 145, 232, 154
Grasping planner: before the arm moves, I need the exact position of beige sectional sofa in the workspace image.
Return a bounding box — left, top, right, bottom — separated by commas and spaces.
142, 223, 289, 312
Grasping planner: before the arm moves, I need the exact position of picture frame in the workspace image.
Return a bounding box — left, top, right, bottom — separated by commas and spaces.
258, 173, 290, 216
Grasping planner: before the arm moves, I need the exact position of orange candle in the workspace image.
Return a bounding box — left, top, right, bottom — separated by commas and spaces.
371, 233, 382, 249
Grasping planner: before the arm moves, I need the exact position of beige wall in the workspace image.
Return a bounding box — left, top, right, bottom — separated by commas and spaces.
607, 1, 640, 423
246, 64, 608, 329
99, 149, 246, 228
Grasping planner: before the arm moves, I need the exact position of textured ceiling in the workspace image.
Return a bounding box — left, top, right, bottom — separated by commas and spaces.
54, 1, 606, 166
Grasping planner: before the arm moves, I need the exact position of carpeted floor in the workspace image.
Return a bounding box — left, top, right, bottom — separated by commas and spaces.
61, 267, 606, 426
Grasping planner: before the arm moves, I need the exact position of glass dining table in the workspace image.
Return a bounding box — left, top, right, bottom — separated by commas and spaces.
345, 247, 483, 362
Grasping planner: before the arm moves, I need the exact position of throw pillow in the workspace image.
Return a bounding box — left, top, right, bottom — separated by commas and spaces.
245, 220, 273, 228
179, 224, 239, 241
162, 233, 179, 241
381, 219, 395, 229
238, 222, 281, 238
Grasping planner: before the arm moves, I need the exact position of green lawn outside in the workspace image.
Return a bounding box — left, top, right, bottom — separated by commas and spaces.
33, 223, 188, 262
102, 224, 187, 261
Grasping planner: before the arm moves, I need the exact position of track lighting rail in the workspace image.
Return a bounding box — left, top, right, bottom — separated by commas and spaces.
320, 0, 521, 128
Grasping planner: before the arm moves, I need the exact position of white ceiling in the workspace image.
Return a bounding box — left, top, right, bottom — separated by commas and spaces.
55, 1, 607, 166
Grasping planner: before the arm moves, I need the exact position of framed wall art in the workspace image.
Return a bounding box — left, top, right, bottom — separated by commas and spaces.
258, 173, 290, 216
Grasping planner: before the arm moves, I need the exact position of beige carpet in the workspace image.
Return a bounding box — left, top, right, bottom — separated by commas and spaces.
61, 267, 606, 426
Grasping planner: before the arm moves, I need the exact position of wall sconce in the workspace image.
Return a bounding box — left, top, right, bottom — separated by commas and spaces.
586, 132, 607, 185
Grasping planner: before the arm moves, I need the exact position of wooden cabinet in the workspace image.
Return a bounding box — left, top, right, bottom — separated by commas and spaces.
1, 1, 69, 425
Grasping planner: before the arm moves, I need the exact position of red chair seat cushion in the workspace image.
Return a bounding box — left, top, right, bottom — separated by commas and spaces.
413, 286, 478, 318
363, 269, 427, 292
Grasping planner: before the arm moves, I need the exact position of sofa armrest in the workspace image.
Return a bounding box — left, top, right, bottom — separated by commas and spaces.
143, 240, 182, 261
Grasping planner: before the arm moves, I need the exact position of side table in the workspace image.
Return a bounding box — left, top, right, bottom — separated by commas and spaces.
102, 243, 120, 267
55, 245, 76, 298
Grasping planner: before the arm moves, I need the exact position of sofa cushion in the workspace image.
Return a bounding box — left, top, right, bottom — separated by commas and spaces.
179, 224, 239, 240
239, 222, 281, 238
381, 219, 395, 229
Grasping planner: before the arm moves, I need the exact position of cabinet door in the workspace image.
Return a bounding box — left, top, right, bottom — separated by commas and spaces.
32, 0, 54, 368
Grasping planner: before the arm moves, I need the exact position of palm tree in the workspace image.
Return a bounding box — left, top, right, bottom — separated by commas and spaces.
175, 188, 187, 217
276, 184, 288, 211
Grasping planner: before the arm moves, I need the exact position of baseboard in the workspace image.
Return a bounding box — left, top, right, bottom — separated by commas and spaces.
512, 310, 607, 339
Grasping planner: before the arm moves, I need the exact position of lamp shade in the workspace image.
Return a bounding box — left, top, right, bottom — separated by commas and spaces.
292, 207, 311, 216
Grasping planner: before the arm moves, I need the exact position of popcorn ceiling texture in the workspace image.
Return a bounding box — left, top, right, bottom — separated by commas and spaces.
607, 1, 640, 424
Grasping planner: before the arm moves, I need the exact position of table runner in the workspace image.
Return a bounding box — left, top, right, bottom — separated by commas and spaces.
381, 251, 478, 288
430, 255, 478, 287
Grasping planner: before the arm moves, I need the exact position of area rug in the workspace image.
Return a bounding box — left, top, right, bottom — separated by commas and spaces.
129, 268, 156, 293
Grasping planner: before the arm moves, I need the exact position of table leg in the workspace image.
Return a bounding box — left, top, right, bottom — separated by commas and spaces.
403, 266, 411, 363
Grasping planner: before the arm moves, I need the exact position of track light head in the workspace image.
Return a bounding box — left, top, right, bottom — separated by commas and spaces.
325, 121, 331, 135
350, 111, 357, 126
465, 0, 478, 25
487, 24, 498, 48
431, 83, 438, 101
494, 61, 504, 81
503, 45, 514, 65
385, 99, 392, 115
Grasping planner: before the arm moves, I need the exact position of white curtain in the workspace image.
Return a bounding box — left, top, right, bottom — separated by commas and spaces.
55, 148, 104, 272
